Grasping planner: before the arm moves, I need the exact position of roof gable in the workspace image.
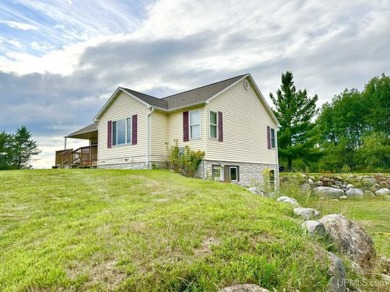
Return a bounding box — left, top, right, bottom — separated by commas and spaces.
162, 75, 246, 110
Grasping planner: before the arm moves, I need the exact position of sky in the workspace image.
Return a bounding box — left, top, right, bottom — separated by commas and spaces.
0, 0, 389, 168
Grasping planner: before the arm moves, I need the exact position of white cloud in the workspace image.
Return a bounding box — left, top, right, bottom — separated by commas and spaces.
0, 20, 38, 31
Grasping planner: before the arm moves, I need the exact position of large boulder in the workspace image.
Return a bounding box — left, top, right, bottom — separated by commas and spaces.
360, 177, 377, 187
319, 214, 375, 269
218, 284, 269, 292
294, 207, 320, 220
375, 188, 390, 196
327, 252, 346, 292
276, 196, 299, 206
302, 220, 327, 237
313, 187, 345, 198
345, 188, 364, 198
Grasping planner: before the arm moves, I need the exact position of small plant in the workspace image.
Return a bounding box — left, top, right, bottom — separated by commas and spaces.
249, 168, 275, 197
167, 139, 205, 177
341, 164, 351, 173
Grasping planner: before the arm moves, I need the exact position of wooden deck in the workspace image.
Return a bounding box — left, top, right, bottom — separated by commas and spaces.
55, 145, 97, 168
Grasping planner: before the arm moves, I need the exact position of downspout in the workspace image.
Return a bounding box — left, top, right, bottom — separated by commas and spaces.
147, 107, 155, 169
275, 126, 280, 190
64, 137, 67, 150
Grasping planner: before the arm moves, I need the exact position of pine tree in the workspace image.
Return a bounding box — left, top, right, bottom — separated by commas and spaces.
11, 126, 40, 169
270, 71, 319, 171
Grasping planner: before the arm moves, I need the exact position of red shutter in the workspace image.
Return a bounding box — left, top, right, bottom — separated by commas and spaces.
132, 114, 137, 145
218, 111, 223, 142
267, 126, 271, 149
107, 120, 112, 148
183, 111, 189, 142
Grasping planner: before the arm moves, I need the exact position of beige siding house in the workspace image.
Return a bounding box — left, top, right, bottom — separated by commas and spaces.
61, 74, 280, 186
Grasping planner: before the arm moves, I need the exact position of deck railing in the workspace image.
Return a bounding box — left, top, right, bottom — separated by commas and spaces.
55, 145, 97, 168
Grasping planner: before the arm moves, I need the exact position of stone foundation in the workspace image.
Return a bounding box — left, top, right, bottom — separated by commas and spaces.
199, 160, 279, 187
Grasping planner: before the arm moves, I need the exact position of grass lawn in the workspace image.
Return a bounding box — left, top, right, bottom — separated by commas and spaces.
0, 169, 332, 291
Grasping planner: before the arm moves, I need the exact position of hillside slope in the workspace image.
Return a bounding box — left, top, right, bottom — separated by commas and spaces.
0, 169, 330, 291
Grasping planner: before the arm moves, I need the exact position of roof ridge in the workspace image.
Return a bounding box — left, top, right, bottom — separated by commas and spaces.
162, 74, 247, 100
120, 87, 159, 99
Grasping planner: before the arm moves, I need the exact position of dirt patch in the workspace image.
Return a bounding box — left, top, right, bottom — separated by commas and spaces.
195, 237, 219, 256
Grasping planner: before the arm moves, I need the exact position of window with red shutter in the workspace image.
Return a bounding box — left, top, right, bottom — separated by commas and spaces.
267, 126, 271, 149
183, 111, 189, 142
132, 114, 137, 145
218, 111, 223, 142
107, 120, 112, 148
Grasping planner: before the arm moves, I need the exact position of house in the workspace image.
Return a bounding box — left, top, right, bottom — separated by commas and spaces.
56, 73, 280, 186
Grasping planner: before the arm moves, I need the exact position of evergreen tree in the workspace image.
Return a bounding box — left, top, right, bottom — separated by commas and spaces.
11, 126, 40, 169
270, 71, 319, 171
0, 131, 13, 170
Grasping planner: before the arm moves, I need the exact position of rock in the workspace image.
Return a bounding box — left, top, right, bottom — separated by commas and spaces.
316, 181, 324, 186
361, 177, 377, 187
248, 187, 261, 195
331, 185, 341, 189
319, 214, 376, 269
375, 188, 390, 196
322, 177, 335, 186
339, 196, 348, 200
218, 284, 269, 292
345, 188, 364, 198
346, 184, 354, 190
379, 181, 390, 189
313, 187, 345, 198
308, 178, 315, 185
370, 184, 380, 192
276, 196, 299, 206
301, 183, 311, 192
302, 220, 327, 237
327, 252, 346, 292
334, 180, 343, 186
294, 207, 320, 220
363, 190, 375, 198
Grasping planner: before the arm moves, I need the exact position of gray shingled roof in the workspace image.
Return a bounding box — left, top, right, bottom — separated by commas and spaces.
162, 74, 246, 110
120, 74, 246, 111
66, 123, 98, 139
120, 88, 168, 109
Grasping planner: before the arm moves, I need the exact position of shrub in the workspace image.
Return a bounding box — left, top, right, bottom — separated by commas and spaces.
168, 140, 205, 177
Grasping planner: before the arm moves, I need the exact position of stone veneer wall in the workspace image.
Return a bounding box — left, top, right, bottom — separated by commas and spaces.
199, 160, 279, 187
98, 162, 148, 169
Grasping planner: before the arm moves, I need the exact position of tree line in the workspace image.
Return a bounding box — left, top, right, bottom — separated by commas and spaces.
0, 126, 40, 170
271, 72, 390, 173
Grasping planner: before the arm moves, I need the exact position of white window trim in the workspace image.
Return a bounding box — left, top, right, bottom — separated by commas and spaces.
189, 109, 201, 140
209, 110, 218, 139
229, 166, 239, 182
112, 117, 132, 147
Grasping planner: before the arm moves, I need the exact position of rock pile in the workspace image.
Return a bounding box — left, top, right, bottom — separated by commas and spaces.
275, 195, 378, 291
283, 173, 390, 200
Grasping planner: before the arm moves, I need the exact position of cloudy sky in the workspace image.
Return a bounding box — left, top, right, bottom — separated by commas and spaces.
0, 0, 389, 168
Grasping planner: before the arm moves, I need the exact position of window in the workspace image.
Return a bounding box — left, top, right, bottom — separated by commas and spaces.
229, 166, 238, 182
190, 110, 200, 139
271, 128, 275, 148
267, 126, 276, 149
113, 118, 132, 146
210, 111, 217, 138
209, 111, 223, 141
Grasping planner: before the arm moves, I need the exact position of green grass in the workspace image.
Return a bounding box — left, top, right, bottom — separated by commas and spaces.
0, 169, 331, 291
